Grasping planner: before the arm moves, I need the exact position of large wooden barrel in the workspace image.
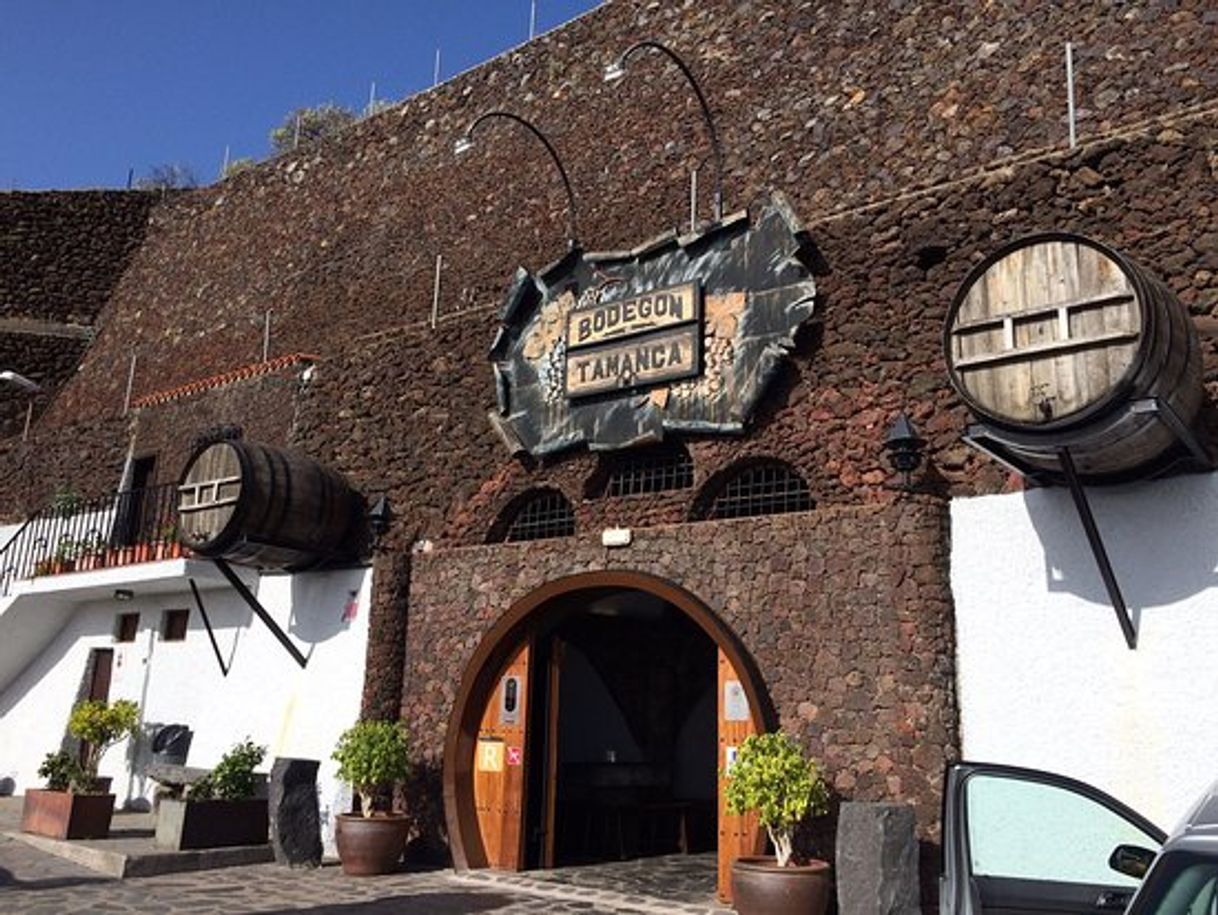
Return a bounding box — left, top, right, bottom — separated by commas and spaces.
945, 233, 1202, 479
177, 440, 364, 570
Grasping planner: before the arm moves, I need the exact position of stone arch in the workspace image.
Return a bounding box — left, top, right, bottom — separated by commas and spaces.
441, 569, 775, 870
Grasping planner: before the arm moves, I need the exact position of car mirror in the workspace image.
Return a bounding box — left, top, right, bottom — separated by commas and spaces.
1109, 844, 1156, 879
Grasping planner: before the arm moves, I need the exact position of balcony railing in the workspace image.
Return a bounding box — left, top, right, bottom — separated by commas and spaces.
0, 483, 184, 597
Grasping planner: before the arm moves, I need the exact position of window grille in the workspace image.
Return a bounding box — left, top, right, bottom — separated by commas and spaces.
700, 461, 813, 520
498, 489, 576, 543
602, 447, 694, 498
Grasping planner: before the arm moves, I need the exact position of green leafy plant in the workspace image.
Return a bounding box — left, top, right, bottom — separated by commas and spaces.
68, 699, 139, 784
51, 485, 84, 515
332, 720, 409, 818
37, 750, 85, 792
724, 731, 830, 867
188, 739, 266, 801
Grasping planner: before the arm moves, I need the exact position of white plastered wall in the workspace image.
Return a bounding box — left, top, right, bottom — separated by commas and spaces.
951, 472, 1218, 832
0, 566, 371, 851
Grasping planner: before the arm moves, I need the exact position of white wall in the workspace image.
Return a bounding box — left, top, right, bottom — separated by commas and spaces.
951, 472, 1218, 831
0, 565, 371, 851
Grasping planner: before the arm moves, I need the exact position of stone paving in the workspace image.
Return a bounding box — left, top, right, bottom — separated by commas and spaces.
1, 821, 733, 914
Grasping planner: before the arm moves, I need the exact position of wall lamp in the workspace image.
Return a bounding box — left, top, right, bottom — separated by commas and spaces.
604, 40, 725, 221
454, 110, 581, 251
367, 494, 392, 550
884, 412, 926, 490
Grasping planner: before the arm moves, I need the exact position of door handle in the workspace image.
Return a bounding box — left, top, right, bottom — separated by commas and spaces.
1095, 891, 1133, 910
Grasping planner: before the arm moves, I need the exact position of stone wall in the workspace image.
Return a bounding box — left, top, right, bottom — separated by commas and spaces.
33, 0, 1218, 437
0, 190, 155, 442
405, 498, 956, 830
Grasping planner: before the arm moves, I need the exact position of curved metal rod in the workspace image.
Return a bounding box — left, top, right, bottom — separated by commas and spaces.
614, 40, 725, 220
460, 110, 580, 250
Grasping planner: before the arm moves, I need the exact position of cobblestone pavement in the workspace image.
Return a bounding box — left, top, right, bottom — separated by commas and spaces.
0, 830, 731, 914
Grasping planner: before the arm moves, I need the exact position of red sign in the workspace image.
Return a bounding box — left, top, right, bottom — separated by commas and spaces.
506, 746, 523, 766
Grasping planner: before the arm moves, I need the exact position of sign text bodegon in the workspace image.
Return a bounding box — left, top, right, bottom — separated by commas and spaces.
564, 283, 703, 398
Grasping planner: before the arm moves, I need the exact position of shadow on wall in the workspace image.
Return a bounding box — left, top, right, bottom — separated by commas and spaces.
401, 759, 450, 866
1024, 472, 1218, 623
288, 568, 366, 644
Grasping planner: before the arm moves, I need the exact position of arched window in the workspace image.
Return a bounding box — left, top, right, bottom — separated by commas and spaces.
597, 445, 694, 498
694, 459, 813, 521
489, 488, 576, 543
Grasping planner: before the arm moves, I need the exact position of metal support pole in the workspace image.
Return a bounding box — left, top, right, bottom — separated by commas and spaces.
1058, 449, 1137, 649
431, 254, 443, 329
434, 47, 442, 86
690, 168, 698, 233
529, 0, 537, 39
1066, 41, 1077, 150
122, 352, 137, 416
262, 309, 272, 362
189, 578, 230, 677
22, 401, 33, 442
212, 558, 310, 668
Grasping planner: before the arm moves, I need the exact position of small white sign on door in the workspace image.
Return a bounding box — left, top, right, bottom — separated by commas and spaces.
725, 745, 739, 774
724, 679, 750, 722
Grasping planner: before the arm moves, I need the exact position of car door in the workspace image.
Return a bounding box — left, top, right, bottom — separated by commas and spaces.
943, 763, 1167, 915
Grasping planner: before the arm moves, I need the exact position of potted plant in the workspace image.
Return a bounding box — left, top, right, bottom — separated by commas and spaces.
155, 739, 269, 849
22, 699, 139, 840
724, 731, 833, 915
332, 720, 410, 875
69, 698, 140, 795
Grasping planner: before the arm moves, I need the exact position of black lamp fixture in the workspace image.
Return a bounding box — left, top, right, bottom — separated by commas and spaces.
114, 588, 134, 602
604, 40, 725, 221
884, 412, 926, 490
454, 110, 580, 251
367, 494, 392, 549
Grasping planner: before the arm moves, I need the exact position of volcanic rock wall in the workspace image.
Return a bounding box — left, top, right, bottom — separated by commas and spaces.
0, 191, 155, 441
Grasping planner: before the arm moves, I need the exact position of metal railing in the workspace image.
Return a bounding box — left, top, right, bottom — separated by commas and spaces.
0, 483, 184, 597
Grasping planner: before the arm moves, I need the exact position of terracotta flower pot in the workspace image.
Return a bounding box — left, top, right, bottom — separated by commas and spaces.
731, 856, 832, 915
335, 813, 408, 876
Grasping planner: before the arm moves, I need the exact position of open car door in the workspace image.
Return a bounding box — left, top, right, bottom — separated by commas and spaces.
943, 763, 1167, 915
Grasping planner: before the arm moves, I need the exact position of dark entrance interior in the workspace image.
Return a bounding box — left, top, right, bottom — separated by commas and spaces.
523, 588, 718, 868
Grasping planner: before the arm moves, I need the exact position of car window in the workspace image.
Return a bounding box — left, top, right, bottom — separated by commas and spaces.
1139, 856, 1218, 915
966, 772, 1162, 887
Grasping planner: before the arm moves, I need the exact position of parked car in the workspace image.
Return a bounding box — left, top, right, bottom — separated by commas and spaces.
942, 763, 1218, 915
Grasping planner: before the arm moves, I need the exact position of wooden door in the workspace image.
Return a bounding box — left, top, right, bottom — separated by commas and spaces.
473, 640, 531, 869
79, 649, 114, 767
541, 637, 563, 868
717, 648, 763, 903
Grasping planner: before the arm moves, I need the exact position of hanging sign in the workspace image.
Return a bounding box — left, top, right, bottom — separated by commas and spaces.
506, 746, 523, 767
487, 192, 818, 455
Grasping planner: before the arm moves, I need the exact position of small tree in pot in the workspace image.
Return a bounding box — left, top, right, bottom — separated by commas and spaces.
725, 731, 833, 915
69, 699, 140, 793
22, 699, 139, 840
332, 720, 410, 875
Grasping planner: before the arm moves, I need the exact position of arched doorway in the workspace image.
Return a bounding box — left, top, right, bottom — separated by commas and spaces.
442, 571, 774, 902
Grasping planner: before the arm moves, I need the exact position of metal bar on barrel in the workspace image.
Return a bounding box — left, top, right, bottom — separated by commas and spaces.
212, 558, 310, 668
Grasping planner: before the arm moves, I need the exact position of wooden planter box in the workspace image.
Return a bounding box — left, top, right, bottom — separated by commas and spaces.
155, 797, 269, 850
22, 789, 115, 840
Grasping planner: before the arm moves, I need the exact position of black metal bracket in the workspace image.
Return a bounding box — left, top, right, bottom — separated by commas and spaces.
212, 558, 311, 669
1056, 450, 1137, 650
188, 578, 230, 677
963, 397, 1213, 487
961, 397, 1214, 651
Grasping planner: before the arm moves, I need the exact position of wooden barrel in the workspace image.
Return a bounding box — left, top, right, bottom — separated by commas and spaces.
177, 440, 364, 570
945, 233, 1202, 479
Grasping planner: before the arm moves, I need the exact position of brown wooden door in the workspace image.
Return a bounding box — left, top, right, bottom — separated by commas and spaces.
717, 648, 763, 903
541, 637, 563, 868
473, 640, 531, 869
78, 649, 114, 767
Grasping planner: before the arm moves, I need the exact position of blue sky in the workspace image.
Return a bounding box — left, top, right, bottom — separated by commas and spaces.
0, 1, 601, 190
